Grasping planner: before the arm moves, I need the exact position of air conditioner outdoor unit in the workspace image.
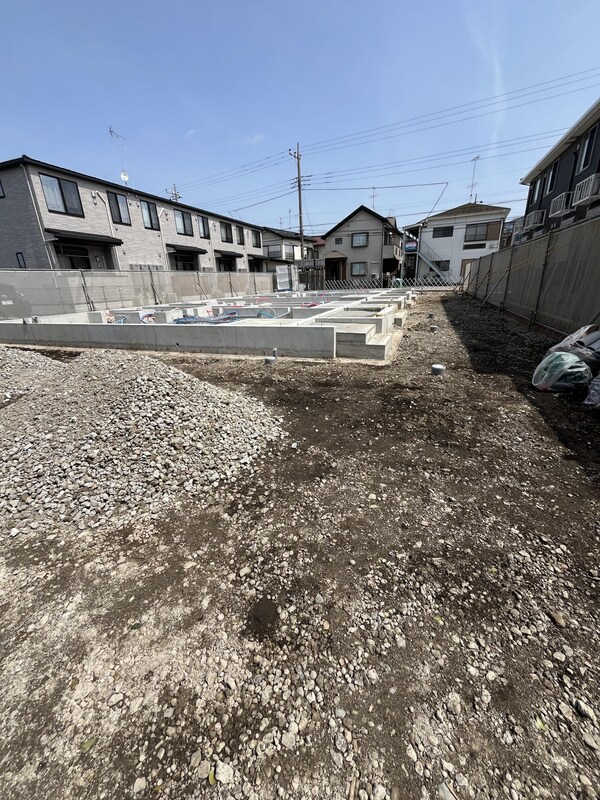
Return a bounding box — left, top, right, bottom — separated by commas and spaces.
524, 209, 545, 229
573, 173, 600, 206
549, 192, 573, 218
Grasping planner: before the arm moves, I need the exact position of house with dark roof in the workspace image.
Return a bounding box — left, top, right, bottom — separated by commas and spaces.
320, 206, 402, 283
259, 226, 317, 273
403, 202, 510, 283
520, 98, 600, 239
0, 155, 265, 272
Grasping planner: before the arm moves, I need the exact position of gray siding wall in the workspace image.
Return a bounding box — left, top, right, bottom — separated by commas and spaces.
322, 209, 400, 279
0, 166, 52, 269
21, 164, 263, 271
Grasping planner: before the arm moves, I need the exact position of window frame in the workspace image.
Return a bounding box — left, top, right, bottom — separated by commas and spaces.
464, 223, 490, 243
266, 244, 282, 259
531, 178, 541, 205
140, 200, 160, 231
236, 225, 245, 245
543, 161, 558, 196
576, 126, 597, 174
220, 221, 233, 243
175, 209, 194, 236
107, 191, 131, 226
284, 243, 295, 260
351, 232, 369, 247
432, 226, 454, 238
40, 173, 84, 217
350, 261, 368, 276
198, 215, 210, 239
334, 236, 343, 245
251, 229, 262, 248
0, 180, 5, 198
16, 251, 26, 269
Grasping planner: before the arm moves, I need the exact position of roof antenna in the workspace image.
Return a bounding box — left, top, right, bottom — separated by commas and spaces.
469, 155, 480, 202
109, 126, 129, 185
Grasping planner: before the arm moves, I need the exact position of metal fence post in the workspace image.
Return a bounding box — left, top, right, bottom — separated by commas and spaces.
529, 231, 553, 330
500, 245, 514, 311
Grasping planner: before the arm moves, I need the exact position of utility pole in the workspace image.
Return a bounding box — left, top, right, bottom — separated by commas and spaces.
289, 144, 304, 260
167, 183, 181, 202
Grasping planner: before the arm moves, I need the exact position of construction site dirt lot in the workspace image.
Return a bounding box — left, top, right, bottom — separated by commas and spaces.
1, 293, 599, 800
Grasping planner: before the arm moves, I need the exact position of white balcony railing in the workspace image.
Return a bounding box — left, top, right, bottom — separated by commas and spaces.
549, 192, 573, 217
523, 209, 546, 229
573, 173, 600, 206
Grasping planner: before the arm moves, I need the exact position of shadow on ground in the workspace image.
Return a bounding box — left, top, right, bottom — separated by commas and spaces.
441, 293, 600, 481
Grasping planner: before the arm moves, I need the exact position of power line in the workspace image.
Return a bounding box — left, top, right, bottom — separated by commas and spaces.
302, 81, 600, 157
173, 67, 599, 193
302, 69, 600, 154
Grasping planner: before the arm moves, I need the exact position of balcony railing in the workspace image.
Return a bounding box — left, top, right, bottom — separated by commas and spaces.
573, 173, 600, 206
523, 209, 546, 229
549, 192, 573, 217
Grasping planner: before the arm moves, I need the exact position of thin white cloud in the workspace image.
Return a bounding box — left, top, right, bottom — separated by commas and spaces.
183, 129, 197, 139
246, 134, 264, 145
461, 1, 506, 144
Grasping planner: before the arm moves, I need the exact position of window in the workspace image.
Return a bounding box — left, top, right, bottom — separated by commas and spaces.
335, 237, 343, 244
236, 225, 244, 245
464, 221, 501, 243
107, 191, 131, 225
351, 232, 368, 247
284, 244, 295, 260
251, 229, 261, 248
433, 259, 450, 271
198, 215, 210, 238
175, 209, 193, 236
0, 180, 4, 198
266, 244, 282, 258
463, 243, 484, 250
383, 230, 395, 245
40, 174, 83, 216
16, 252, 26, 269
141, 200, 160, 230
432, 226, 454, 238
351, 262, 367, 276
220, 221, 233, 242
544, 161, 558, 195
576, 126, 597, 173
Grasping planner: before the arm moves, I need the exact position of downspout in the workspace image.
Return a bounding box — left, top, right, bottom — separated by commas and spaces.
21, 164, 54, 269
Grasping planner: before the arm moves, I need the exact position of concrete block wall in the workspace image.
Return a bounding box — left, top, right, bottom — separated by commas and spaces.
0, 320, 336, 359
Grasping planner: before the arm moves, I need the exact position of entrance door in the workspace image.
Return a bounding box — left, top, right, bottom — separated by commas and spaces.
325, 259, 342, 280
54, 243, 92, 270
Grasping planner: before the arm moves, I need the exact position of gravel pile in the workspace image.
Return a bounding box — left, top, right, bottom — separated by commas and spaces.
0, 349, 285, 535
0, 345, 64, 408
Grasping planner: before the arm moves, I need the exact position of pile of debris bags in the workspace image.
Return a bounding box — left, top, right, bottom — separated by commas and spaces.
532, 324, 600, 406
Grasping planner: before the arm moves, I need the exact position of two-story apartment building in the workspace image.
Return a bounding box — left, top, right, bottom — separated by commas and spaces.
520, 98, 600, 240
320, 206, 402, 282
403, 202, 510, 283
260, 227, 317, 273
0, 156, 264, 272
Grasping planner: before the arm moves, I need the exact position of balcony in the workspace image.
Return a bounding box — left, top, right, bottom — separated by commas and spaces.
549, 192, 573, 217
523, 209, 546, 230
383, 243, 401, 260
573, 173, 600, 206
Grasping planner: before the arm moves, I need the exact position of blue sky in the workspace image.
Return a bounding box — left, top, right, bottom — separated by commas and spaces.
2, 0, 600, 233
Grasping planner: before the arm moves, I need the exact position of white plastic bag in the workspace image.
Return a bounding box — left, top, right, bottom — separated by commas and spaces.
584, 375, 600, 407
532, 352, 592, 392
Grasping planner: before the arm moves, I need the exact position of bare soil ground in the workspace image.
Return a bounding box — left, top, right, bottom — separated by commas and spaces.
1, 293, 599, 800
